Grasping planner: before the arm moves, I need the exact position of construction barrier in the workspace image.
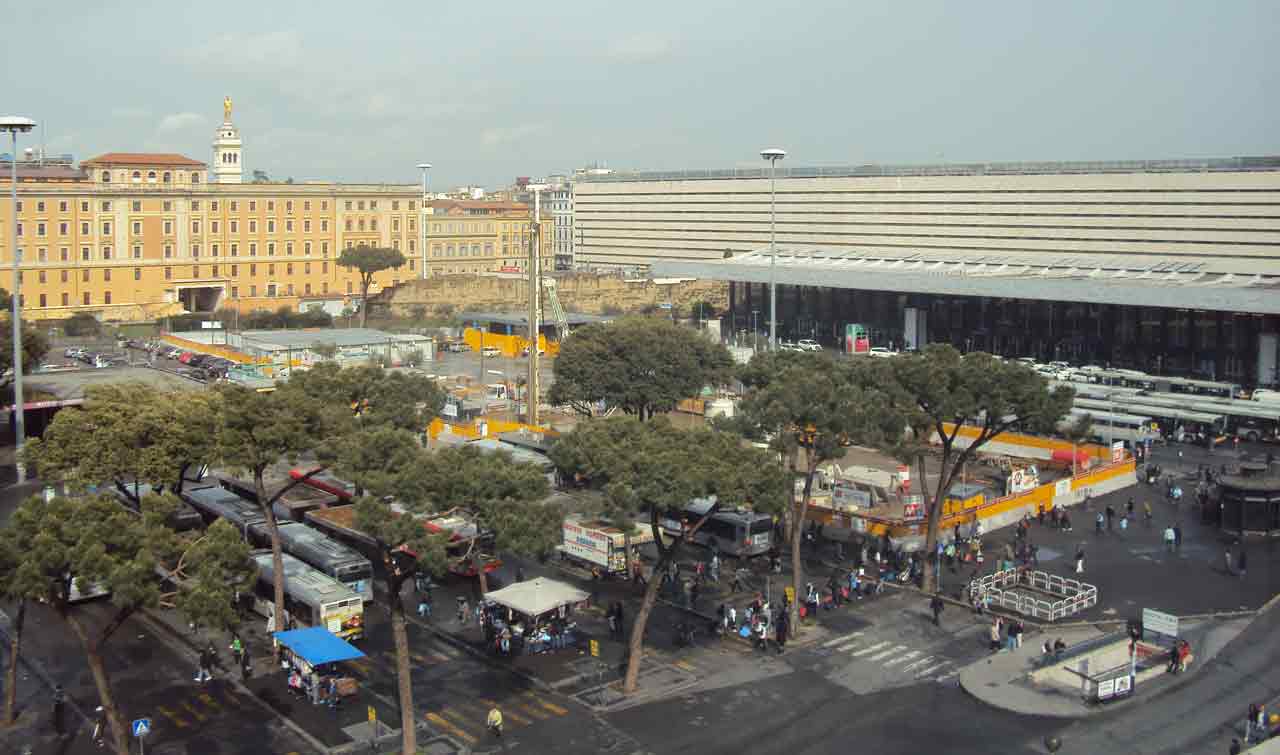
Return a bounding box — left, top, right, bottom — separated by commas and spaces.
968, 567, 1098, 621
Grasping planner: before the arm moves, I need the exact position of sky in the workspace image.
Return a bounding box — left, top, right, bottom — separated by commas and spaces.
2, 0, 1276, 188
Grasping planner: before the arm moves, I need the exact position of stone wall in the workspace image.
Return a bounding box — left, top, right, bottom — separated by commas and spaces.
370, 272, 728, 318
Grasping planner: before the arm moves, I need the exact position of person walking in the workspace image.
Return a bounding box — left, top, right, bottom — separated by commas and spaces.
1144, 501, 1153, 525
930, 594, 945, 627
230, 635, 243, 668
989, 619, 1002, 652
1095, 511, 1105, 535
240, 644, 252, 681
456, 596, 470, 625
1230, 737, 1242, 755
487, 706, 504, 741
1105, 505, 1115, 531
194, 644, 214, 683
51, 684, 65, 736
1224, 546, 1234, 576
775, 611, 788, 654
1075, 545, 1086, 574
1237, 548, 1247, 579
1119, 514, 1128, 535
1173, 523, 1182, 549
1163, 525, 1176, 552
1125, 498, 1134, 520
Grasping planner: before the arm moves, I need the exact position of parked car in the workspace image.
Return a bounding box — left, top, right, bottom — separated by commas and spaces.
867, 347, 897, 358
446, 341, 471, 353
521, 346, 546, 357
177, 351, 195, 364
481, 346, 501, 358
778, 341, 803, 352
796, 339, 823, 352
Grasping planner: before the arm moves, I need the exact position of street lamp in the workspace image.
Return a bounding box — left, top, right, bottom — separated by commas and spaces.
760, 148, 786, 350
416, 163, 431, 278
2, 116, 35, 484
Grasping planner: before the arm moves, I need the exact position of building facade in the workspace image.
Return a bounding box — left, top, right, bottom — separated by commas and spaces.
545, 177, 574, 270
423, 199, 553, 277
574, 158, 1280, 386
0, 105, 544, 321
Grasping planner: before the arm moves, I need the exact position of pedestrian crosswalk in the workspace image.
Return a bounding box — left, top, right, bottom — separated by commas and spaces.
423, 690, 571, 745
814, 630, 963, 683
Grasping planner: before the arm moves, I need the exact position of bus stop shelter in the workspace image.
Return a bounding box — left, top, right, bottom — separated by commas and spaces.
485, 577, 589, 618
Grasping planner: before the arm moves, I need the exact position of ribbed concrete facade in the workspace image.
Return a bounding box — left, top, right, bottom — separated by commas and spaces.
574, 160, 1280, 275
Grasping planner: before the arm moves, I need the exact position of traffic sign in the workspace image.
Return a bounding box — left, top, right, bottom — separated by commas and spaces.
1142, 608, 1179, 637
589, 639, 600, 657
132, 718, 151, 737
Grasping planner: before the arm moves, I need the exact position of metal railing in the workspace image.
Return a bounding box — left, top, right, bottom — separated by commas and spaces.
576, 156, 1280, 183
969, 567, 1098, 621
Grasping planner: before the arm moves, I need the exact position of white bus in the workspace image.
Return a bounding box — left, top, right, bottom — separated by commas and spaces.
249, 551, 364, 641
1061, 408, 1159, 447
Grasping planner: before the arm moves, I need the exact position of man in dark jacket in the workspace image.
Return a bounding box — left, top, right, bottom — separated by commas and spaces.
930, 594, 945, 626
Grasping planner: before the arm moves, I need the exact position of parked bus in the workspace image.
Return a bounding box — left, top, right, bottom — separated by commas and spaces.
1073, 398, 1226, 442
249, 551, 364, 640
218, 475, 341, 523
111, 482, 205, 531
305, 504, 501, 578
1061, 408, 1159, 447
183, 485, 373, 602
660, 496, 774, 558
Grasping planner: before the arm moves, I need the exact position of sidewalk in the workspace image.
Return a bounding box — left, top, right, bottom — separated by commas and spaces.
958, 616, 1251, 718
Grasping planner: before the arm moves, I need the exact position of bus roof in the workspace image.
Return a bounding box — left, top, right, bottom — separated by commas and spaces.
181, 485, 266, 529
260, 522, 371, 571
1075, 398, 1224, 425
1068, 407, 1153, 424
251, 550, 359, 607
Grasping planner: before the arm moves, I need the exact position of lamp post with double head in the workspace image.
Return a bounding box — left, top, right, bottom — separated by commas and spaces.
416, 163, 431, 278
760, 148, 786, 350
2, 116, 35, 483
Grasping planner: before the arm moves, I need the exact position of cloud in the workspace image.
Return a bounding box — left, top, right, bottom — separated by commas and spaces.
607, 33, 674, 61
156, 112, 206, 133
188, 30, 303, 71
480, 123, 545, 147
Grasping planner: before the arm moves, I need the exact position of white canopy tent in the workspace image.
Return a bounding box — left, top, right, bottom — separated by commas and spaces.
483, 577, 588, 618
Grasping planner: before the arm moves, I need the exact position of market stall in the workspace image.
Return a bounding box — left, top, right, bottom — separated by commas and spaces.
481, 577, 590, 655
273, 626, 366, 705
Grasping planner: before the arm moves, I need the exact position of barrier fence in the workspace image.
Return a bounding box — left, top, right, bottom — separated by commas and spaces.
969, 567, 1098, 621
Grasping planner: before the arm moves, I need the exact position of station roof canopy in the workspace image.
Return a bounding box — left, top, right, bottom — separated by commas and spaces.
652, 249, 1280, 315
272, 627, 365, 665
483, 577, 589, 617
458, 312, 613, 327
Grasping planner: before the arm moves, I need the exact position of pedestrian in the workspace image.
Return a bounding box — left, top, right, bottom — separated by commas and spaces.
1229, 737, 1242, 755
930, 594, 944, 627
230, 635, 243, 667
1095, 511, 1105, 535
1247, 704, 1260, 744
1105, 505, 1115, 531
1006, 621, 1017, 651
775, 611, 788, 654
457, 596, 470, 624
195, 644, 214, 683
607, 602, 619, 638
418, 591, 432, 618
1237, 549, 1247, 579
1075, 545, 1085, 574
1224, 547, 1234, 576
51, 684, 65, 735
754, 615, 768, 653
709, 552, 720, 583
1163, 525, 1176, 552
989, 619, 1002, 652
1062, 511, 1073, 533
728, 604, 737, 630
240, 644, 252, 680
1125, 498, 1134, 519
1144, 501, 1153, 524
1119, 515, 1128, 535
487, 706, 504, 740
1173, 523, 1183, 548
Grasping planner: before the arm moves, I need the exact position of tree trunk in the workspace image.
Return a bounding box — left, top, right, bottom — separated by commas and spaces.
920, 445, 968, 594
478, 567, 489, 596
3, 599, 25, 726
387, 574, 416, 755
790, 448, 818, 631
623, 547, 668, 694
65, 613, 129, 755
360, 279, 371, 328
254, 469, 287, 661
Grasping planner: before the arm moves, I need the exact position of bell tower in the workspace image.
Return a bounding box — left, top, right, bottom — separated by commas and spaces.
211, 96, 243, 184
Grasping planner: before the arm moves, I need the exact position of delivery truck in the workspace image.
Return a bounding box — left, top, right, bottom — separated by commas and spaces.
557, 515, 654, 576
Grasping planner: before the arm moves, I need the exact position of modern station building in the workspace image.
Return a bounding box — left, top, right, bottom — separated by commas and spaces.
574, 158, 1280, 386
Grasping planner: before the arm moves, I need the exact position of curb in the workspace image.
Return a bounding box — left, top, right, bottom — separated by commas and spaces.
137, 609, 334, 755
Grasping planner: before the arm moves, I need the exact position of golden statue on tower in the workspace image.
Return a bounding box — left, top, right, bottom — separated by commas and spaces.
223, 96, 233, 122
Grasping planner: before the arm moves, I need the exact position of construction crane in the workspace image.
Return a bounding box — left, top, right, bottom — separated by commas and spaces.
542, 277, 569, 341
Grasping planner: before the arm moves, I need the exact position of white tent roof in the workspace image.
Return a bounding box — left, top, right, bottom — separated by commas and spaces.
483, 577, 589, 617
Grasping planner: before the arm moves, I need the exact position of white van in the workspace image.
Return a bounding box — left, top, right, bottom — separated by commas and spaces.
1251, 389, 1280, 404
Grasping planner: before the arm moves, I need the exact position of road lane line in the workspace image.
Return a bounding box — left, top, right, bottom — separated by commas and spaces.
197, 692, 224, 712
915, 661, 951, 677
901, 655, 935, 672
180, 699, 207, 721
882, 650, 922, 667
156, 704, 188, 729
850, 641, 891, 657
425, 712, 477, 744
440, 707, 483, 736
524, 692, 569, 716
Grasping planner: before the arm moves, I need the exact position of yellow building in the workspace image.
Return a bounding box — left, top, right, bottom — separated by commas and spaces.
0, 102, 549, 321
424, 199, 554, 277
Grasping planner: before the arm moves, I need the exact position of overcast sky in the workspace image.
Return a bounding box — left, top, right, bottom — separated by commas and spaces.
4, 0, 1276, 188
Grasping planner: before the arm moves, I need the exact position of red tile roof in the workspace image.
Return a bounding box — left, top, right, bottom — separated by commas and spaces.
82, 152, 207, 167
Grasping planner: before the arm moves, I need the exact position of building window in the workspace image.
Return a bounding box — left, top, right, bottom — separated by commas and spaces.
370, 200, 377, 210
249, 243, 257, 256
211, 220, 220, 233
133, 245, 141, 258
59, 222, 67, 236
230, 219, 238, 233
36, 222, 45, 237
60, 270, 68, 283
104, 291, 112, 304
285, 219, 293, 232
163, 220, 172, 234
346, 281, 352, 294
267, 242, 276, 256
191, 172, 200, 184
267, 201, 275, 212
250, 264, 256, 275
192, 220, 201, 234
304, 283, 312, 294
132, 221, 141, 235
164, 267, 171, 280
249, 285, 257, 297
321, 242, 328, 255
132, 201, 142, 212
230, 243, 238, 257
101, 201, 111, 211
321, 281, 329, 294
79, 221, 89, 235
164, 244, 173, 258
249, 220, 257, 233
81, 247, 90, 261
248, 200, 256, 211
285, 200, 293, 213
80, 200, 89, 212
102, 247, 111, 260
61, 292, 68, 306
38, 271, 45, 283
211, 201, 218, 211
392, 239, 400, 251
101, 170, 110, 182
192, 245, 200, 258
345, 219, 352, 231
192, 266, 199, 277
303, 219, 311, 233
230, 200, 238, 212
286, 263, 293, 275
82, 270, 90, 282
103, 269, 111, 282
321, 200, 328, 210
231, 264, 238, 276
370, 218, 378, 231
39, 294, 46, 308
321, 261, 328, 273
409, 239, 416, 252
231, 286, 239, 298
304, 241, 312, 255
287, 283, 295, 295
286, 241, 293, 255
345, 201, 352, 210
84, 292, 91, 305
162, 171, 171, 183
304, 200, 311, 211
267, 220, 275, 233
134, 267, 141, 280
268, 264, 275, 275
321, 220, 328, 232
303, 261, 311, 274
409, 259, 415, 271
358, 219, 366, 231
212, 243, 220, 256
392, 217, 400, 232
211, 264, 218, 276
59, 247, 68, 262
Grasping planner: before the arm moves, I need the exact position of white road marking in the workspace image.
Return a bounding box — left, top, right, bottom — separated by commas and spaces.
901, 656, 935, 672
867, 644, 909, 662
850, 641, 892, 657
823, 632, 862, 648
914, 661, 952, 677
882, 650, 922, 667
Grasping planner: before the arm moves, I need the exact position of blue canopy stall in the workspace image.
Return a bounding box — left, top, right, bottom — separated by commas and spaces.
272, 627, 366, 703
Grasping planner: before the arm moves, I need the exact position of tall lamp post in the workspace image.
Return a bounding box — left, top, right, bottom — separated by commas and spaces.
416, 163, 431, 278
3, 116, 35, 484
760, 148, 786, 350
